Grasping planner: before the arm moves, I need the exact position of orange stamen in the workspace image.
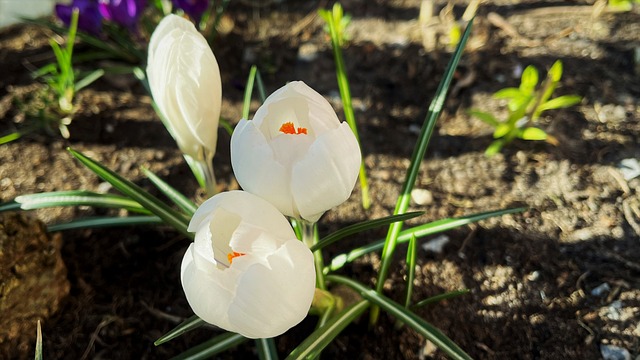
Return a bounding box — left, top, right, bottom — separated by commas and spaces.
227, 251, 245, 264
279, 122, 307, 135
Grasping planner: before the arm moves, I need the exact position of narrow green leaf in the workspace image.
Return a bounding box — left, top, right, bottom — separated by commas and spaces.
170, 332, 246, 360
285, 300, 369, 360
75, 68, 104, 91
34, 320, 43, 360
536, 95, 581, 112
326, 207, 525, 273
404, 234, 418, 308
155, 315, 206, 346
375, 18, 475, 306
256, 338, 279, 360
468, 110, 499, 127
321, 3, 370, 210
9, 190, 149, 213
519, 127, 547, 141
413, 289, 470, 309
68, 148, 191, 237
47, 215, 162, 232
242, 65, 258, 119
311, 211, 424, 252
328, 275, 472, 360
141, 167, 197, 216
0, 131, 21, 145
255, 68, 267, 102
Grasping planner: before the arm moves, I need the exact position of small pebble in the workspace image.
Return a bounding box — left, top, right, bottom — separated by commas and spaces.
600, 344, 631, 360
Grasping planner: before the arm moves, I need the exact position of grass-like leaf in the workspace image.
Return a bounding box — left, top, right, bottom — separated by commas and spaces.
373, 18, 475, 320
68, 148, 191, 237
413, 289, 470, 309
256, 338, 279, 360
1, 190, 149, 213
404, 234, 418, 308
311, 211, 424, 252
155, 315, 206, 346
34, 320, 43, 360
0, 131, 21, 144
320, 3, 371, 210
75, 68, 105, 92
141, 167, 197, 216
326, 207, 525, 273
327, 275, 472, 360
170, 332, 246, 360
47, 215, 162, 232
243, 65, 258, 119
285, 300, 369, 360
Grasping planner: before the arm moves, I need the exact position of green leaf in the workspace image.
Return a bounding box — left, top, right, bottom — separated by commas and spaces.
256, 338, 279, 360
75, 68, 104, 91
141, 167, 197, 216
413, 289, 470, 309
285, 300, 369, 360
68, 148, 191, 237
170, 332, 246, 360
2, 191, 149, 213
47, 215, 162, 232
0, 131, 21, 145
311, 211, 424, 252
328, 275, 472, 360
547, 60, 563, 82
374, 18, 475, 309
485, 139, 505, 156
536, 95, 581, 112
326, 207, 525, 273
493, 123, 512, 139
493, 87, 522, 100
34, 320, 43, 360
519, 65, 539, 95
519, 127, 547, 141
243, 65, 258, 119
404, 234, 418, 308
155, 315, 207, 346
468, 110, 499, 127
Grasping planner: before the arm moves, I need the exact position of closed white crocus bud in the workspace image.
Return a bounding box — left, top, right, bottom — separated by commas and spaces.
181, 190, 316, 339
231, 81, 361, 223
147, 14, 221, 161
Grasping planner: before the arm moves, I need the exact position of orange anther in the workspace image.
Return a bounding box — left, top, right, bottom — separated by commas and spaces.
279, 122, 307, 135
227, 251, 245, 264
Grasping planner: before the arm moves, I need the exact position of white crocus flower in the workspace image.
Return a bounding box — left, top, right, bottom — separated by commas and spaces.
147, 14, 221, 194
231, 81, 361, 223
181, 191, 316, 339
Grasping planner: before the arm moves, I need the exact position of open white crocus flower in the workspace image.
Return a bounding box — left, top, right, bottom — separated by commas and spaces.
181, 190, 316, 339
231, 81, 361, 223
147, 14, 221, 161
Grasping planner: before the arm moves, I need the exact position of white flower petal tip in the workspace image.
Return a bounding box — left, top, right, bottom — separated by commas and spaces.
231, 81, 361, 222
181, 191, 316, 338
147, 14, 222, 160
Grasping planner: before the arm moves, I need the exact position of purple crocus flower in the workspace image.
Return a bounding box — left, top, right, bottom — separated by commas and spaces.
98, 0, 147, 31
55, 0, 103, 35
172, 0, 209, 23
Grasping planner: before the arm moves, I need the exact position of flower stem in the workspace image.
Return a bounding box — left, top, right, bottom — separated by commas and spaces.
202, 148, 217, 197
301, 221, 327, 291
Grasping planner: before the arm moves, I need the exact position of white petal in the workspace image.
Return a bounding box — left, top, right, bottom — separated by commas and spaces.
231, 121, 298, 218
226, 239, 315, 338
180, 244, 237, 331
291, 123, 361, 222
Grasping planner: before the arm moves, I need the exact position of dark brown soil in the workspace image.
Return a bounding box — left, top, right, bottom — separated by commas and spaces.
1, 1, 639, 359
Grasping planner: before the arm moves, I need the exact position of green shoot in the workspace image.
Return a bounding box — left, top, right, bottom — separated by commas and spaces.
319, 3, 371, 210
470, 60, 581, 156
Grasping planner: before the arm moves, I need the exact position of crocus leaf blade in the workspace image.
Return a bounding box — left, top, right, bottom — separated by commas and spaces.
520, 127, 548, 141
256, 338, 279, 360
141, 167, 197, 216
169, 332, 246, 360
155, 315, 207, 346
47, 215, 163, 232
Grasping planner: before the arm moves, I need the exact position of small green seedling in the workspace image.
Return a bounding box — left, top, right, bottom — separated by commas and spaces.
470, 60, 581, 156
32, 8, 104, 138
607, 0, 639, 11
